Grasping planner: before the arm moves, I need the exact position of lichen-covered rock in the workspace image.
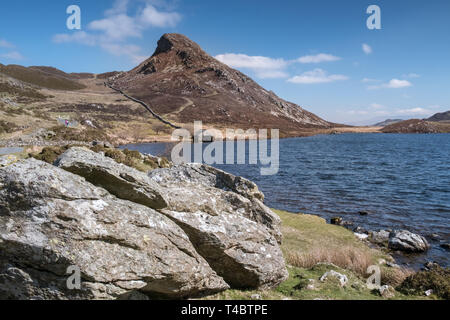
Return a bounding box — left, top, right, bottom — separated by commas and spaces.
149, 163, 282, 241
55, 147, 168, 209
370, 230, 390, 246
388, 230, 430, 253
320, 270, 348, 287
148, 163, 288, 289
0, 158, 228, 299
0, 155, 18, 167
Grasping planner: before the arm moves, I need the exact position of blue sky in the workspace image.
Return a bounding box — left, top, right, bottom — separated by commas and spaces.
0, 0, 449, 124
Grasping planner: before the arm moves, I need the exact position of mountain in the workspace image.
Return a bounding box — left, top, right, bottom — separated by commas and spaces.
108, 33, 331, 134
381, 119, 447, 133
373, 119, 403, 127
427, 110, 450, 122
0, 64, 86, 91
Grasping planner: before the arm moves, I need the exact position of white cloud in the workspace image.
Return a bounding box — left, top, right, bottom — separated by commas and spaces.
288, 69, 348, 84
100, 43, 147, 64
53, 31, 97, 46
397, 107, 432, 116
370, 103, 385, 109
52, 0, 181, 63
215, 53, 289, 79
297, 53, 341, 64
215, 53, 287, 70
216, 50, 342, 79
362, 78, 379, 83
368, 78, 412, 90
139, 5, 181, 27
362, 43, 372, 55
0, 39, 14, 49
403, 73, 420, 78
0, 51, 24, 60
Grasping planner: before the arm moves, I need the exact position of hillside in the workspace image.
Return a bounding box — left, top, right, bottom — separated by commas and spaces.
427, 110, 450, 122
0, 64, 85, 91
381, 119, 450, 133
109, 33, 331, 136
374, 119, 403, 127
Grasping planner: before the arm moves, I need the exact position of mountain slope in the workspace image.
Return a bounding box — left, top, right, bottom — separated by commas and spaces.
427, 110, 450, 122
109, 33, 331, 134
0, 64, 85, 91
373, 119, 403, 127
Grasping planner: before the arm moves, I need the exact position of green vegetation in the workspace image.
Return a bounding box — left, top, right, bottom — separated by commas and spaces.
204, 210, 433, 300
0, 120, 18, 134
31, 145, 171, 172
49, 126, 110, 143
398, 266, 450, 299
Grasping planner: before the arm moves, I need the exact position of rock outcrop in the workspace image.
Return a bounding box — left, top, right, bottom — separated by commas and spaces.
56, 148, 287, 289
0, 148, 288, 299
388, 230, 430, 253
109, 33, 331, 135
0, 158, 228, 299
55, 147, 168, 209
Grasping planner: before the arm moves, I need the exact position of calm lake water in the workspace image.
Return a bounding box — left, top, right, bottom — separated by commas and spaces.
123, 133, 450, 268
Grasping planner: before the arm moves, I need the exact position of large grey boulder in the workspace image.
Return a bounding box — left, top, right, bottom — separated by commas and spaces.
388, 230, 430, 253
54, 148, 287, 289
149, 164, 288, 289
0, 159, 228, 299
55, 147, 168, 209
149, 163, 282, 241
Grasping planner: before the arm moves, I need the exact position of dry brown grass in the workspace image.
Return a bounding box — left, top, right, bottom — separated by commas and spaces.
285, 245, 375, 277
383, 267, 415, 287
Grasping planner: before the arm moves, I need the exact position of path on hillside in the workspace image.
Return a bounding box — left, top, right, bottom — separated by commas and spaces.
105, 82, 181, 129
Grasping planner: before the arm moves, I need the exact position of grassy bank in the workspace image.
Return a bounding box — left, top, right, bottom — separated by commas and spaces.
204, 210, 433, 300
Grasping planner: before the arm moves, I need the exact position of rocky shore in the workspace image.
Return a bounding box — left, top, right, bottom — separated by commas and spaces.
1, 146, 448, 300
0, 147, 288, 299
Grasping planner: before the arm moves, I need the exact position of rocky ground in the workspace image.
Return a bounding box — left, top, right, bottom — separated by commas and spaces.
1, 146, 447, 300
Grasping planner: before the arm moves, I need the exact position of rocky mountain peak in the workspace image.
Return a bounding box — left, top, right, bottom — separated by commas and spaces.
153, 33, 204, 56
111, 33, 331, 132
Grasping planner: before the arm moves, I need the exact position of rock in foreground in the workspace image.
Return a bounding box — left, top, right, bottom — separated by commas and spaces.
55, 148, 287, 289
0, 159, 228, 299
0, 147, 289, 299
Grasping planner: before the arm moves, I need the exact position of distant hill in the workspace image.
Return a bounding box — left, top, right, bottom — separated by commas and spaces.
373, 119, 403, 127
427, 110, 450, 122
381, 119, 450, 133
0, 64, 85, 91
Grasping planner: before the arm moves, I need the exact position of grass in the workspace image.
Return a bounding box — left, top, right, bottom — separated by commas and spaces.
203, 209, 433, 300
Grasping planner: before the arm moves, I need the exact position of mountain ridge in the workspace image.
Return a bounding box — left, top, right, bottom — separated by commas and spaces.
108, 33, 331, 134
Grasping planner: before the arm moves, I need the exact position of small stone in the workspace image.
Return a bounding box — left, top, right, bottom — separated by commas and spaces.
320, 270, 348, 287
353, 226, 368, 234
330, 217, 343, 226
251, 294, 262, 300
359, 211, 370, 216
424, 289, 433, 297
355, 233, 369, 240
440, 243, 450, 250
379, 285, 395, 298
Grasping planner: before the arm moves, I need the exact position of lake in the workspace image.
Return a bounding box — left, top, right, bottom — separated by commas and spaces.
123, 133, 450, 268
